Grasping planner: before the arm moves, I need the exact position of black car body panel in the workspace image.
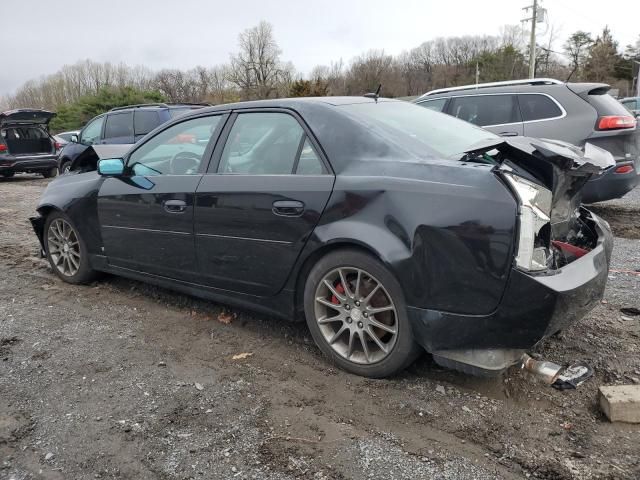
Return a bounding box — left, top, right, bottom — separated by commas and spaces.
31, 98, 614, 371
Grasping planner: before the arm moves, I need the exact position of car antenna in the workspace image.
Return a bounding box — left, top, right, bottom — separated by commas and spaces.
364, 84, 382, 102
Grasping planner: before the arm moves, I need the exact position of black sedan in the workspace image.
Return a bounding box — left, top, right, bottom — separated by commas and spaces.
30, 97, 614, 378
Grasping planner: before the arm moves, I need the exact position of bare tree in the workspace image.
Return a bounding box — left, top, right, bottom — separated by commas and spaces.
564, 31, 594, 81
227, 21, 292, 99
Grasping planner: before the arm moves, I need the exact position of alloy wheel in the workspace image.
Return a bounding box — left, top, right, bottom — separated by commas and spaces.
314, 267, 398, 365
47, 218, 81, 277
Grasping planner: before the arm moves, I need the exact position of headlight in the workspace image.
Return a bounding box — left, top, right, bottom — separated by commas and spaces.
503, 173, 552, 272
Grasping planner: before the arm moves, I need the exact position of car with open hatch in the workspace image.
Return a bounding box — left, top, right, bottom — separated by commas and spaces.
30, 97, 614, 378
0, 109, 60, 179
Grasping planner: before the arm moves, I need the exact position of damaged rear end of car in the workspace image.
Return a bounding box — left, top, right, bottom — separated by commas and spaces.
426, 137, 614, 376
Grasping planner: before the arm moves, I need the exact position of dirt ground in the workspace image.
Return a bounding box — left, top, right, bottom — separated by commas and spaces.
1, 175, 639, 480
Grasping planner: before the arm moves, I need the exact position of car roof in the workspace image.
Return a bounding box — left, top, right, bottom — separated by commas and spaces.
108, 103, 209, 113
416, 80, 610, 100
186, 96, 397, 115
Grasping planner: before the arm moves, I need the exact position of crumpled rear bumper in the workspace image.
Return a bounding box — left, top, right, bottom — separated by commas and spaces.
408, 211, 613, 353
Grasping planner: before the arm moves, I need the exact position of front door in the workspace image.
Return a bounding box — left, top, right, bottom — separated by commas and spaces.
97, 114, 226, 282
194, 111, 334, 296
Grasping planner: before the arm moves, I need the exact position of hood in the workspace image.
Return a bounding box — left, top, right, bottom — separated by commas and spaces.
462, 136, 615, 236
0, 109, 56, 127
71, 144, 133, 173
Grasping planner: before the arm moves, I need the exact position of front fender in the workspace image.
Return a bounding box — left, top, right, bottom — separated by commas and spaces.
35, 171, 105, 255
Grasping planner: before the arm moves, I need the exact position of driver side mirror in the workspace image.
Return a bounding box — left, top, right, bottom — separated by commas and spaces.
98, 158, 125, 176
70, 134, 78, 143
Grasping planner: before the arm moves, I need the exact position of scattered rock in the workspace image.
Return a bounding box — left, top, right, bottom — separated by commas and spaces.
435, 385, 446, 395
217, 311, 234, 324
45, 452, 54, 461
231, 352, 253, 360
157, 361, 167, 367
195, 382, 204, 391
599, 385, 640, 423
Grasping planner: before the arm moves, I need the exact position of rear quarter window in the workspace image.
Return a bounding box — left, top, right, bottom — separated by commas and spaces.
586, 92, 632, 116
518, 94, 563, 121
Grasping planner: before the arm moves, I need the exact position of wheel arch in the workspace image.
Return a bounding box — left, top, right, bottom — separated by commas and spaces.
293, 239, 396, 321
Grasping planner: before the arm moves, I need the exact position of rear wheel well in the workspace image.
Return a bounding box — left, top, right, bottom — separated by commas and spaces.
293, 242, 384, 321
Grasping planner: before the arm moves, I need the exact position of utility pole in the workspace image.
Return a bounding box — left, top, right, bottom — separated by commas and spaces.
522, 0, 539, 79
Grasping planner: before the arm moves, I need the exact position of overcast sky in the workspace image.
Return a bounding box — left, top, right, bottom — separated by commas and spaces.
1, 0, 638, 96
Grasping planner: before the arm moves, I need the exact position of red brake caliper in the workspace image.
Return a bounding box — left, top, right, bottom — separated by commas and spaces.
331, 282, 345, 305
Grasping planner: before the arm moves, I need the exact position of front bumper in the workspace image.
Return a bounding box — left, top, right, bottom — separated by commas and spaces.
582, 160, 639, 203
408, 211, 613, 353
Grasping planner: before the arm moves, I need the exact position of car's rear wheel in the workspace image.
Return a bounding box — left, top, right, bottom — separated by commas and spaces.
44, 212, 96, 284
0, 172, 15, 178
304, 249, 421, 378
42, 167, 58, 178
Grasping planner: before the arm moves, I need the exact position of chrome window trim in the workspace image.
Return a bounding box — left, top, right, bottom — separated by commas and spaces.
417, 92, 567, 128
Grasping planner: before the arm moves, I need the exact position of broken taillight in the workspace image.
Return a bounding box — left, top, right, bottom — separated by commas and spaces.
614, 165, 634, 174
596, 115, 636, 131
0, 144, 7, 153
54, 141, 63, 150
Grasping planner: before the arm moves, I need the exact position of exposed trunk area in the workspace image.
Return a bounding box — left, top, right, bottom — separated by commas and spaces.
462, 136, 614, 269
1, 126, 54, 155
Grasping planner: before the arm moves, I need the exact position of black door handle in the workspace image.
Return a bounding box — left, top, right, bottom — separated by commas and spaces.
272, 200, 304, 217
499, 131, 519, 137
163, 199, 187, 213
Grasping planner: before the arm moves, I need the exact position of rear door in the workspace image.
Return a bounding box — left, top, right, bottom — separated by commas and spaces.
194, 110, 334, 296
97, 113, 226, 282
101, 112, 134, 144
446, 94, 524, 136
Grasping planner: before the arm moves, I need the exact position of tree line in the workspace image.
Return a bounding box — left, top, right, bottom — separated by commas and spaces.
3, 20, 639, 131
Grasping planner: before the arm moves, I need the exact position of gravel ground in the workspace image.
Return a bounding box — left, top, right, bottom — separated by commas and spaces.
1, 175, 639, 480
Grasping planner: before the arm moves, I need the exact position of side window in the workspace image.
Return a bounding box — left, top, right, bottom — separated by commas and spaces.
79, 116, 105, 145
295, 138, 325, 175
218, 113, 305, 174
134, 110, 161, 136
127, 115, 222, 176
518, 94, 563, 121
417, 98, 447, 112
449, 95, 520, 127
104, 112, 134, 140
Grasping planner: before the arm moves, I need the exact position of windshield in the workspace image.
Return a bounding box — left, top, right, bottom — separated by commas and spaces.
339, 101, 497, 159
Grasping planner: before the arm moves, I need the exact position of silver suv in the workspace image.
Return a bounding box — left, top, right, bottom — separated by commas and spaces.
414, 79, 640, 203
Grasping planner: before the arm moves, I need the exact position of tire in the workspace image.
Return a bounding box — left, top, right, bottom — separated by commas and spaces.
44, 211, 97, 284
59, 160, 71, 175
1, 172, 15, 178
42, 167, 58, 178
304, 249, 421, 378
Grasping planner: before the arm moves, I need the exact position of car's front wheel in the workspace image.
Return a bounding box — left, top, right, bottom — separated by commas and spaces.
59, 160, 71, 175
44, 212, 96, 284
304, 249, 421, 378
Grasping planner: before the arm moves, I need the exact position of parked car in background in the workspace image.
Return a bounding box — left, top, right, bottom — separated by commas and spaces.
620, 96, 640, 117
414, 79, 640, 203
53, 130, 80, 146
31, 98, 614, 378
57, 103, 206, 174
0, 109, 60, 178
